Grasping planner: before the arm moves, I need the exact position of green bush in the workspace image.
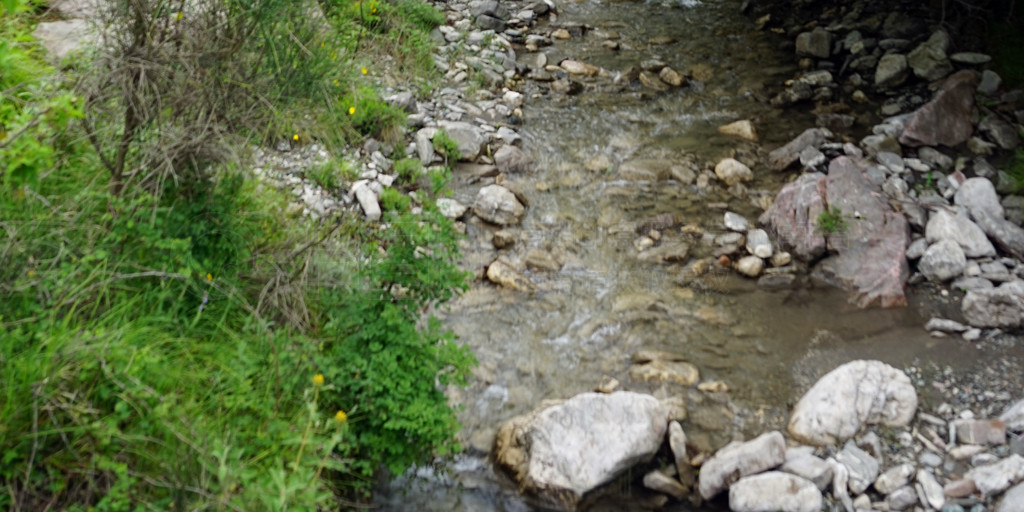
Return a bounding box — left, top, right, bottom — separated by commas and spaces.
345, 86, 406, 141
394, 157, 423, 184
380, 187, 411, 211
432, 129, 461, 164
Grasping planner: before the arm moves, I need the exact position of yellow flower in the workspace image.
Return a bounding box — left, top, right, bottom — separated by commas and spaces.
28, 270, 35, 278
335, 410, 347, 424
333, 79, 340, 86
348, 106, 355, 115
205, 273, 213, 282
361, 66, 367, 75
293, 133, 299, 141
313, 374, 324, 387
175, 11, 183, 21
371, 7, 377, 13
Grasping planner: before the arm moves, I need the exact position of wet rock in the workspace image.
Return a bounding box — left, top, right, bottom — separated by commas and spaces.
643, 469, 689, 500
729, 472, 822, 512
698, 431, 786, 499
525, 248, 561, 272
861, 134, 903, 156
636, 240, 691, 263
494, 392, 667, 509
917, 469, 946, 510
837, 441, 879, 494
714, 158, 753, 186
900, 70, 978, 148
668, 421, 696, 491
438, 121, 488, 161
550, 78, 583, 95
919, 239, 967, 281
926, 317, 968, 332
789, 360, 917, 446
876, 53, 909, 87
768, 128, 830, 171
560, 59, 599, 76
473, 185, 525, 225
926, 210, 996, 258
487, 259, 535, 291
979, 116, 1021, 150
628, 357, 699, 386
965, 454, 1024, 495
780, 454, 833, 490
816, 113, 856, 132
962, 280, 1024, 328
971, 208, 1024, 260
735, 256, 764, 278
956, 177, 1005, 220
639, 71, 670, 92
724, 212, 750, 232
907, 30, 953, 81
815, 157, 910, 308
745, 229, 773, 258
1000, 399, 1024, 430
759, 172, 827, 261
494, 145, 534, 174
718, 120, 757, 142
999, 482, 1024, 512
875, 463, 915, 494
953, 419, 1007, 445
796, 27, 832, 59
619, 159, 680, 181
436, 197, 468, 219
658, 67, 685, 87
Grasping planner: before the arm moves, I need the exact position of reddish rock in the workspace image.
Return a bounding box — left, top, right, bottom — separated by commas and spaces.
944, 478, 977, 498
767, 128, 830, 171
759, 172, 828, 261
954, 419, 1007, 445
812, 157, 910, 308
899, 70, 978, 147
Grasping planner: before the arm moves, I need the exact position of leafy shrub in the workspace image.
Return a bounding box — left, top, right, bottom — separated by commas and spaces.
380, 187, 411, 211
432, 129, 461, 163
394, 157, 423, 184
345, 86, 406, 141
816, 207, 848, 235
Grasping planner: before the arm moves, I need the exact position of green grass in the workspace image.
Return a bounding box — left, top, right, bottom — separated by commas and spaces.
816, 207, 848, 235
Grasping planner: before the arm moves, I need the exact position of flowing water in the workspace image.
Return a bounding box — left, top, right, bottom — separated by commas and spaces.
376, 0, 1023, 509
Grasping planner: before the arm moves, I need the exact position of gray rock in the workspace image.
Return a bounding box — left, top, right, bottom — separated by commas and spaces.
886, 485, 919, 511
917, 469, 946, 510
925, 317, 968, 332
919, 239, 967, 281
979, 69, 1003, 97
385, 91, 418, 113
718, 120, 758, 141
919, 147, 953, 170
965, 454, 1024, 495
352, 182, 381, 221
954, 419, 1007, 445
668, 421, 696, 490
875, 463, 915, 494
698, 431, 787, 499
470, 0, 509, 19
746, 229, 773, 258
952, 52, 992, 64
415, 128, 437, 164
900, 70, 978, 148
953, 276, 996, 292
437, 121, 488, 161
862, 134, 903, 156
759, 173, 827, 261
1000, 400, 1024, 431
799, 146, 827, 168
956, 177, 1006, 220
814, 157, 911, 307
972, 208, 1024, 260
735, 256, 764, 278
473, 184, 525, 225
729, 472, 823, 512
436, 198, 468, 219
979, 116, 1021, 150
494, 392, 668, 509
878, 151, 906, 174
876, 53, 910, 87
926, 209, 997, 258
788, 360, 918, 446
780, 454, 833, 490
999, 482, 1024, 512
643, 469, 689, 500
768, 128, 831, 171
619, 159, 686, 181
907, 30, 953, 81
796, 27, 833, 59
962, 279, 1024, 328
32, 20, 94, 62
714, 158, 754, 186
486, 259, 535, 291
837, 441, 880, 494
724, 212, 750, 232
494, 145, 534, 174
907, 237, 930, 259
828, 457, 854, 512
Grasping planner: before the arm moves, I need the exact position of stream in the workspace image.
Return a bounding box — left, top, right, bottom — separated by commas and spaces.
375, 0, 1023, 509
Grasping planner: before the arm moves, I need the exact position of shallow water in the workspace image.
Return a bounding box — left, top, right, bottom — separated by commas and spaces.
375, 0, 1024, 509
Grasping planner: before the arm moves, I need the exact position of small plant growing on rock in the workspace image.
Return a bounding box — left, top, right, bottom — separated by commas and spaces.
433, 129, 461, 164
816, 207, 848, 235
394, 157, 423, 185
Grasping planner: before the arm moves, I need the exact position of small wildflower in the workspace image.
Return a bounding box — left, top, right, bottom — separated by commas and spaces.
361, 66, 367, 75
348, 106, 356, 115
175, 11, 183, 21
333, 79, 340, 86
371, 7, 377, 13
335, 410, 348, 424
313, 374, 324, 387
206, 273, 213, 282
28, 270, 35, 278
293, 133, 299, 142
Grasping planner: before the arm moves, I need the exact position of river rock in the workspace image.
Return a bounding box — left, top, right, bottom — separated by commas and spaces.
698, 431, 786, 499
965, 454, 1024, 495
487, 259, 535, 291
789, 360, 917, 446
796, 27, 832, 59
875, 463, 915, 494
759, 172, 827, 261
659, 67, 685, 87
1000, 399, 1024, 430
917, 469, 946, 510
473, 184, 525, 225
560, 59, 599, 76
639, 71, 670, 92
724, 212, 750, 232
887, 485, 918, 510
735, 255, 764, 277
768, 128, 830, 171
953, 418, 1007, 445
972, 208, 1024, 260
876, 53, 909, 87
956, 177, 1005, 219
907, 30, 953, 81
927, 209, 995, 255
837, 441, 879, 494
619, 159, 678, 181
1000, 482, 1024, 512
668, 421, 696, 489
714, 158, 753, 186
438, 121, 488, 161
494, 392, 668, 509
729, 472, 822, 512
979, 69, 1003, 96
814, 157, 910, 308
746, 229, 773, 258
643, 469, 689, 500
494, 145, 534, 174
962, 279, 1024, 328
979, 116, 1021, 150
780, 454, 833, 490
718, 120, 757, 141
919, 239, 967, 281
900, 70, 978, 148
628, 355, 699, 386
